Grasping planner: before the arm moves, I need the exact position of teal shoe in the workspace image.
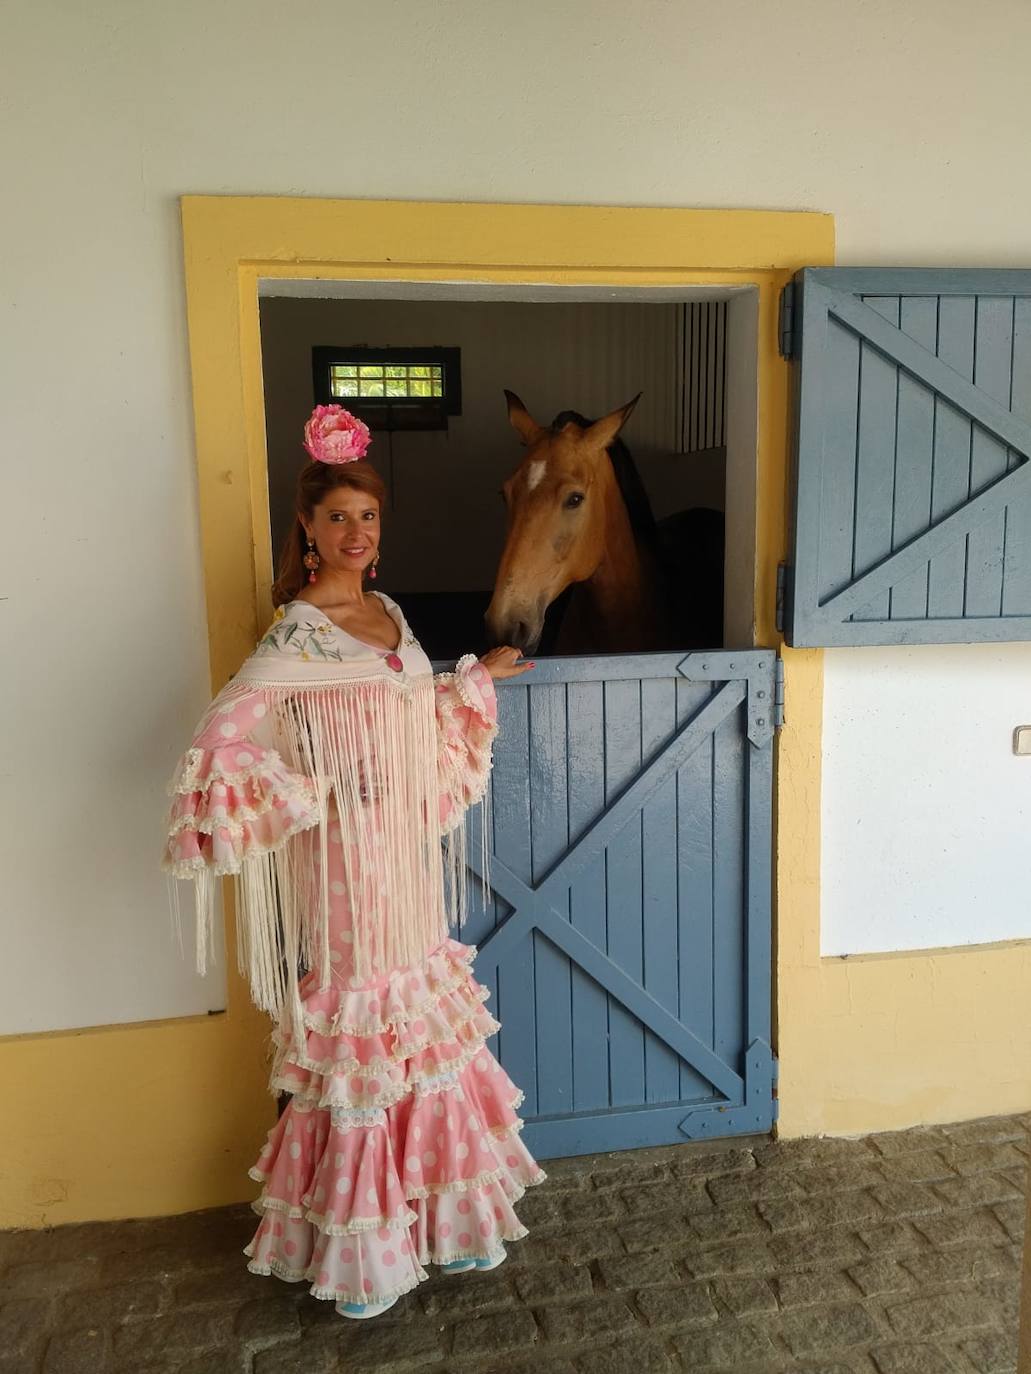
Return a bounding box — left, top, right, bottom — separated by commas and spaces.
335, 1294, 399, 1320
473, 1246, 506, 1271
441, 1258, 476, 1273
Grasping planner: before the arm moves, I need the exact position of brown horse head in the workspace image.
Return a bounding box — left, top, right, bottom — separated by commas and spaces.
485, 390, 642, 654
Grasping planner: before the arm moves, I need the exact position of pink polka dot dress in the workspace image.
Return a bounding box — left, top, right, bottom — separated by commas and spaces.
164, 594, 546, 1308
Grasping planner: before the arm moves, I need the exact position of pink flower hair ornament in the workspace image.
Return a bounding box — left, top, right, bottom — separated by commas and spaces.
303, 404, 372, 464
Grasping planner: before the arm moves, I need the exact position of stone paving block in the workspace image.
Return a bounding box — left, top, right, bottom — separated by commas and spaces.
42, 1326, 108, 1374
944, 1143, 1029, 1176
337, 1316, 450, 1370
251, 1333, 341, 1374
961, 1329, 1020, 1373
621, 1178, 712, 1218
634, 1280, 717, 1329
672, 1318, 776, 1366
100, 1243, 207, 1286
484, 1363, 577, 1374
670, 1147, 756, 1180
933, 1173, 1021, 1209
870, 1342, 963, 1373
554, 1190, 623, 1226
682, 1239, 775, 1278
513, 1261, 593, 1305
993, 1198, 1025, 1242
2, 1258, 103, 1302
537, 1294, 638, 1344
754, 1137, 874, 1171
941, 1115, 1029, 1146
423, 1274, 519, 1318
867, 1182, 943, 1218
174, 1264, 275, 1307
780, 1302, 883, 1357
777, 1270, 858, 1309
846, 1256, 911, 1297
234, 1295, 301, 1345
58, 1280, 164, 1329
885, 1288, 1001, 1338
0, 1297, 52, 1356
706, 1168, 805, 1206
173, 1354, 252, 1374
689, 1202, 769, 1242
595, 1250, 679, 1291
787, 1163, 885, 1195
769, 1230, 868, 1269
901, 1245, 1017, 1286
914, 1207, 1011, 1249
710, 1276, 778, 1317
589, 1161, 671, 1192
855, 1220, 927, 1255
867, 1126, 950, 1158
514, 1191, 564, 1229
111, 1308, 234, 1364
1000, 1167, 1027, 1193
573, 1335, 673, 1374
874, 1151, 957, 1184
760, 1189, 883, 1234
620, 1219, 672, 1254
450, 1308, 538, 1359
529, 1224, 625, 1263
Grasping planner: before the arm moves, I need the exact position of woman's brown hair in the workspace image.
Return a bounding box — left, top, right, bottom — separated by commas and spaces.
272, 461, 388, 606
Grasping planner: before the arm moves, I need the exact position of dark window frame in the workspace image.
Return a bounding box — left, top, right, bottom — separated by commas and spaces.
312, 345, 462, 432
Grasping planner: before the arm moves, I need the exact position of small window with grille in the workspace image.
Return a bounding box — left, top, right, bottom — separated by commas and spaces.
312, 346, 461, 432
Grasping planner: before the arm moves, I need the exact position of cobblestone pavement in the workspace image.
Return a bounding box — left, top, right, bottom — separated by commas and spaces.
1, 1113, 1026, 1374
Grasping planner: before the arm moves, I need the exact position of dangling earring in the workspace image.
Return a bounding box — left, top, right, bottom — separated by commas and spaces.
303, 537, 320, 584
368, 553, 379, 581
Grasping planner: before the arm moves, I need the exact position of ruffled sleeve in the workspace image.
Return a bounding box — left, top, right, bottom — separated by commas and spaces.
162, 686, 322, 986
434, 654, 498, 836
163, 688, 320, 878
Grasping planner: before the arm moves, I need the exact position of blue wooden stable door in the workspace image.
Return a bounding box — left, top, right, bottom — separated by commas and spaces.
459, 649, 779, 1160
783, 268, 1031, 646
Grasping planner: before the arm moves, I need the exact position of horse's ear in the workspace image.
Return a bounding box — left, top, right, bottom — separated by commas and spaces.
504, 390, 545, 447
584, 393, 641, 451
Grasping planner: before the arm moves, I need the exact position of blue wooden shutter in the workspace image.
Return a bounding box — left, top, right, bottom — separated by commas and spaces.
785, 269, 1031, 647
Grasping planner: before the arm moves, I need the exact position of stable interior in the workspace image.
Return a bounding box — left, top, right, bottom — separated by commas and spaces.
258, 282, 759, 659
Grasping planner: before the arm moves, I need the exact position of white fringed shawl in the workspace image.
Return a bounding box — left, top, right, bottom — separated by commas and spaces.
163, 596, 496, 1039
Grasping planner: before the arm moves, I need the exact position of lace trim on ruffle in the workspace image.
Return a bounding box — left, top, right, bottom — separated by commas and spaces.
170, 748, 293, 795
404, 1162, 533, 1200
453, 654, 500, 724
244, 1252, 428, 1306
275, 1031, 501, 1112
167, 778, 318, 839
271, 997, 499, 1085
422, 1236, 525, 1266
243, 1250, 427, 1303
162, 806, 321, 879
286, 947, 481, 1039
248, 1189, 418, 1234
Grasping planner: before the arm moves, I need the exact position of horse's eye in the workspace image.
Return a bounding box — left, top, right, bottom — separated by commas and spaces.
564, 492, 585, 510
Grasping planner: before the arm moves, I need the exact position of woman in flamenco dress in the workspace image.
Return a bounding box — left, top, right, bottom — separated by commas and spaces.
163, 405, 545, 1319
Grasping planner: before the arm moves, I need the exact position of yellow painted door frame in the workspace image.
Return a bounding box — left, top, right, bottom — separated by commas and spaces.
0, 198, 835, 1230
182, 191, 834, 1129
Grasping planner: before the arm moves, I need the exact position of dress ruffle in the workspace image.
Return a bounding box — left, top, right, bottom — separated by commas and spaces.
243, 938, 546, 1305
163, 742, 320, 878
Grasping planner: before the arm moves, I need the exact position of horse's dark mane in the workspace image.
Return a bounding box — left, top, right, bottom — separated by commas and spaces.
550, 409, 659, 551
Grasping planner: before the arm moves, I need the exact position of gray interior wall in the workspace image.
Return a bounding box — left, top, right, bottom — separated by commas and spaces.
260, 296, 725, 594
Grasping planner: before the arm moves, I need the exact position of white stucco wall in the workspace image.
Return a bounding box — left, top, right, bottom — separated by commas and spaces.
4, 0, 1031, 1033
822, 644, 1031, 956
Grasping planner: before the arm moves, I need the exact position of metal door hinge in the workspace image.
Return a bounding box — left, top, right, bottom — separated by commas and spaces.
778, 281, 797, 359
774, 657, 785, 730
775, 562, 793, 634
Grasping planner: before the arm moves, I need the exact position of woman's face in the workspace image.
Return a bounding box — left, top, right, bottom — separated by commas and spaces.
302, 485, 381, 578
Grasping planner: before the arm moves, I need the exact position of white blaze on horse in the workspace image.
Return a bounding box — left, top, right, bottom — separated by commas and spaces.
485, 391, 723, 656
